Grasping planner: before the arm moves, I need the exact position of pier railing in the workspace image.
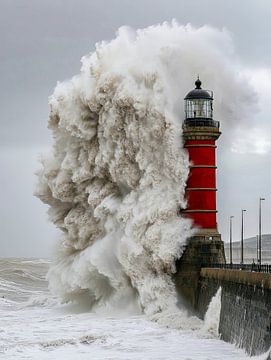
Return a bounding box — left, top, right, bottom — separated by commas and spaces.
203, 263, 271, 273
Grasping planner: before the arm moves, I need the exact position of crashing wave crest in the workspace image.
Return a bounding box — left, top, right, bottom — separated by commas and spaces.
35, 22, 255, 323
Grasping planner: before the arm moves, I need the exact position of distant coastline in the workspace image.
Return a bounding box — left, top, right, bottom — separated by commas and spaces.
224, 234, 271, 263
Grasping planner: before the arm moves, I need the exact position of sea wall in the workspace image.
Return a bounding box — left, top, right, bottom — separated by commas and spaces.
198, 268, 271, 356
175, 236, 225, 309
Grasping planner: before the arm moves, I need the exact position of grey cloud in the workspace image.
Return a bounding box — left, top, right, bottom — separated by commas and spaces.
1, 0, 271, 256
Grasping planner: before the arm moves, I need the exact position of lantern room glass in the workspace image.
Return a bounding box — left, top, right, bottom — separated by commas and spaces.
185, 98, 213, 119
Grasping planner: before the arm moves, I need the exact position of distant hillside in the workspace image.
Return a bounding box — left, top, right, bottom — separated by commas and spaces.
224, 234, 271, 263
225, 234, 271, 250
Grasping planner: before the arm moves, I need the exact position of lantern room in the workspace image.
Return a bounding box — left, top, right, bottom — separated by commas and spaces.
184, 78, 218, 128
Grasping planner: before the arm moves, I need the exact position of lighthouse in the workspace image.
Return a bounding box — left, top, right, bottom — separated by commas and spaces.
175, 78, 225, 310
182, 77, 220, 231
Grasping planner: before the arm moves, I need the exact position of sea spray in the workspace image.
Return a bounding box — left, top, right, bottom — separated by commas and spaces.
35, 22, 255, 325
202, 287, 222, 336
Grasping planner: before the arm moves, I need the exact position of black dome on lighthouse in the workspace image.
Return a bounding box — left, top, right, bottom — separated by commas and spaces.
184, 78, 213, 100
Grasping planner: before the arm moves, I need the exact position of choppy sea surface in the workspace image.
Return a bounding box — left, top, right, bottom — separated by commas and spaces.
0, 258, 267, 360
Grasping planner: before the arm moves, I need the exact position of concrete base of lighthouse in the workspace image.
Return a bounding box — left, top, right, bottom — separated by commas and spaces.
174, 229, 225, 313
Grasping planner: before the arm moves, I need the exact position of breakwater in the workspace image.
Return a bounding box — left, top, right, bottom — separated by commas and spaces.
197, 268, 271, 356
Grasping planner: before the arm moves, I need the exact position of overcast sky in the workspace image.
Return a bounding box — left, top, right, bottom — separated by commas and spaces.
1, 0, 271, 257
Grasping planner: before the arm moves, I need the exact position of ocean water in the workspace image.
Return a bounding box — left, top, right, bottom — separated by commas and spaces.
0, 258, 267, 360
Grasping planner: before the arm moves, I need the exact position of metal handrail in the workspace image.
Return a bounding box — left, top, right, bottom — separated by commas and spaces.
202, 263, 271, 273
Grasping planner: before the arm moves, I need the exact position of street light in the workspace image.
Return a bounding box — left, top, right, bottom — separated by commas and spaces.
256, 235, 259, 264
241, 209, 246, 264
259, 197, 265, 265
229, 216, 234, 265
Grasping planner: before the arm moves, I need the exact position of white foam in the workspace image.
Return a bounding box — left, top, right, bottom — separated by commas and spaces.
203, 287, 222, 336
35, 21, 255, 323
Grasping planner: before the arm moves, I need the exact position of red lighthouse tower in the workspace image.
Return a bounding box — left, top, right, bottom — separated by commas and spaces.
176, 78, 225, 309
182, 77, 220, 232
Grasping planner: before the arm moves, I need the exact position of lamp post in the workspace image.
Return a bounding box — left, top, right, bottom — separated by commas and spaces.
256, 235, 259, 264
259, 197, 265, 266
241, 209, 246, 264
230, 216, 234, 265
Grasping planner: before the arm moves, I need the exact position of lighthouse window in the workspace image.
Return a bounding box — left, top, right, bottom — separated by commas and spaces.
185, 99, 213, 119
